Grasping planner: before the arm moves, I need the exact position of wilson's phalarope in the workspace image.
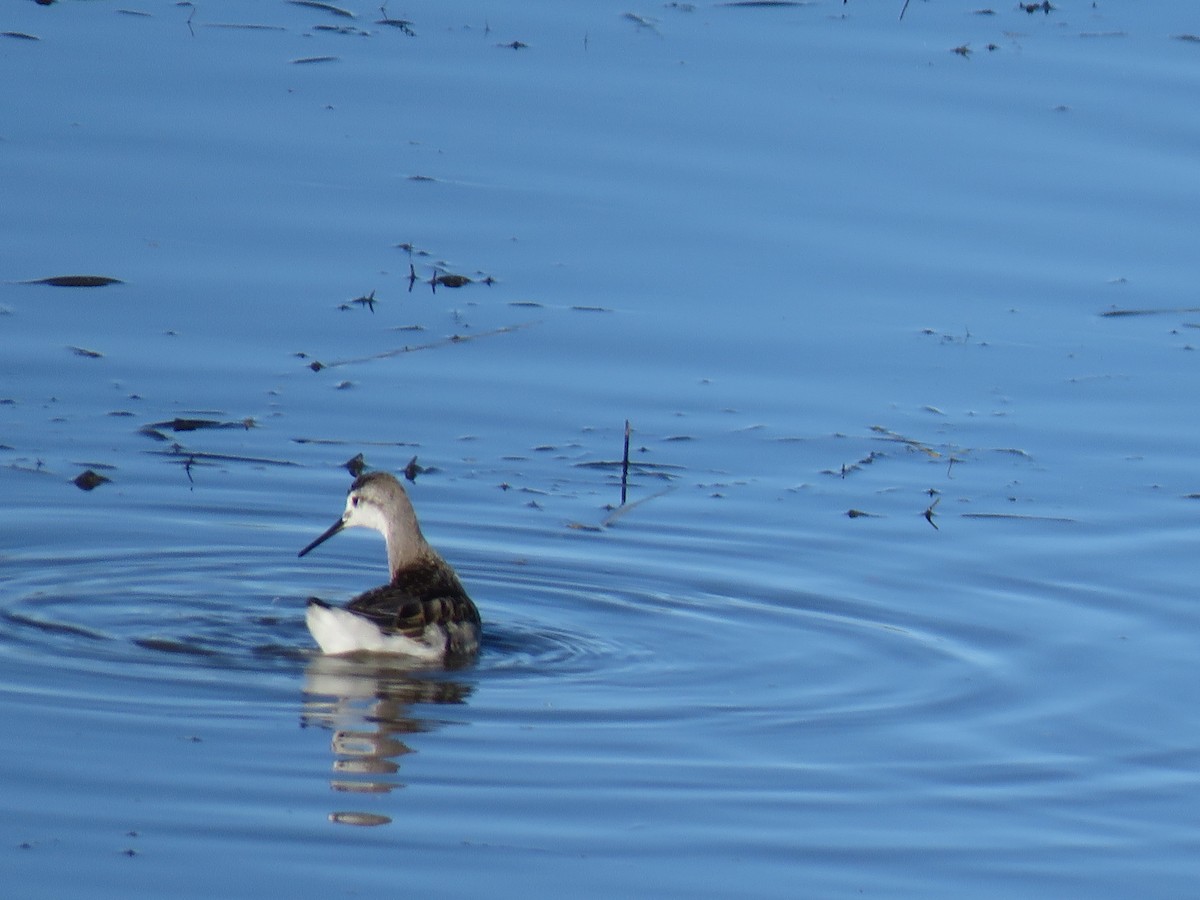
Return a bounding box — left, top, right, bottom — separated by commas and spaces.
297, 471, 480, 659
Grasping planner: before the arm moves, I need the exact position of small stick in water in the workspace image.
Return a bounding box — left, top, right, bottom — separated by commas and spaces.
621, 419, 631, 506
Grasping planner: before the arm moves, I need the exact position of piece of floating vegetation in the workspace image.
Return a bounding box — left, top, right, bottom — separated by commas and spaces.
203, 22, 288, 31
403, 455, 425, 482
869, 425, 942, 458
330, 812, 392, 827
2, 31, 40, 40
1100, 306, 1200, 318
145, 417, 256, 433
314, 321, 536, 368
570, 305, 613, 313
312, 24, 370, 35
622, 12, 660, 30
291, 55, 340, 64
293, 437, 420, 447
289, 0, 355, 17
73, 469, 111, 491
960, 513, 1076, 523
145, 448, 300, 467
339, 289, 378, 312
497, 40, 528, 49
1019, 0, 1054, 11
822, 450, 882, 478
1175, 34, 1200, 43
717, 1, 809, 6
432, 273, 471, 290
376, 18, 415, 35
68, 345, 104, 359
846, 509, 880, 519
23, 275, 123, 287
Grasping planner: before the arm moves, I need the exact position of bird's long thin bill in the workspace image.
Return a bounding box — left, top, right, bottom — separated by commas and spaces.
298, 518, 345, 557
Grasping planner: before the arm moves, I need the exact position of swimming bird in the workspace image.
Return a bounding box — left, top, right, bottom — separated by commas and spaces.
297, 471, 480, 660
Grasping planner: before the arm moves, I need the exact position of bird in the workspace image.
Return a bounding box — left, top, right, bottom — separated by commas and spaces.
297, 471, 480, 660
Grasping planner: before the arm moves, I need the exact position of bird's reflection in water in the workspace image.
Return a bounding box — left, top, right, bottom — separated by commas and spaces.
301, 654, 474, 827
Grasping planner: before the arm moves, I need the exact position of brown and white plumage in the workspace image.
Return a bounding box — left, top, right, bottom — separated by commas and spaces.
297, 471, 480, 659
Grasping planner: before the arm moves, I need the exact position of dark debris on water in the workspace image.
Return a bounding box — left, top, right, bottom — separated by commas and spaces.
73, 469, 111, 491
288, 0, 355, 17
23, 275, 123, 287
143, 417, 257, 435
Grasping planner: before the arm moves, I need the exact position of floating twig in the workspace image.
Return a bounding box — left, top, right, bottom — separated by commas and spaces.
377, 5, 415, 34
289, 0, 355, 17
145, 448, 300, 467
314, 321, 537, 368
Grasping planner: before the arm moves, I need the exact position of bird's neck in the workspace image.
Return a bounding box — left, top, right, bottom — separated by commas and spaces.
384, 523, 433, 580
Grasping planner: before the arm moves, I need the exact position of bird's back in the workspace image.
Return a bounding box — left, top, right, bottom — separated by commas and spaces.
342, 556, 480, 655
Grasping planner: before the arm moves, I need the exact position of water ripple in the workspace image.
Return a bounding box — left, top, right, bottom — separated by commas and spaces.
0, 538, 1011, 744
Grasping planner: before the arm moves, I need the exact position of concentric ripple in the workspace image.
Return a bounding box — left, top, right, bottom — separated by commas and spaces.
1, 533, 1006, 734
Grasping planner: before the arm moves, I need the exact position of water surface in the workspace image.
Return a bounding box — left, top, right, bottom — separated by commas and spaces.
3, 1, 1200, 896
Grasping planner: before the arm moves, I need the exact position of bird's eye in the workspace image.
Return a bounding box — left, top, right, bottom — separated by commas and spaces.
350, 496, 359, 507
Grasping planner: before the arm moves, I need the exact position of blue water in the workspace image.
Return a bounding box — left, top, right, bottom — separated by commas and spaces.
3, 1, 1200, 896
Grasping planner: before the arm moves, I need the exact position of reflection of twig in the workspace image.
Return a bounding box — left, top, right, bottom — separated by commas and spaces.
319, 322, 536, 369
600, 487, 674, 528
